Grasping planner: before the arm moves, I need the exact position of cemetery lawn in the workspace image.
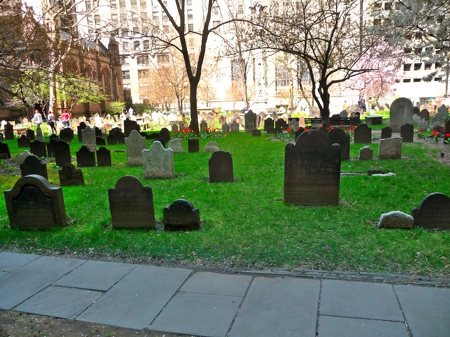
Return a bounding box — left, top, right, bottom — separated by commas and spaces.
0, 132, 449, 279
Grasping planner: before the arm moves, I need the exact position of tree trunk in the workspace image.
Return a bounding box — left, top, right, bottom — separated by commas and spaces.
189, 84, 199, 132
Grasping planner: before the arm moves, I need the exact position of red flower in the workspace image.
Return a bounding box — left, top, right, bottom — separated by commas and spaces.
286, 127, 291, 132
417, 128, 422, 133
433, 130, 438, 136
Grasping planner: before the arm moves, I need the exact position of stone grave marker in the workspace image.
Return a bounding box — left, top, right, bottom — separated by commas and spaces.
30, 140, 47, 158
412, 106, 420, 117
418, 118, 429, 132
288, 118, 299, 131
390, 97, 413, 132
17, 135, 30, 148
4, 174, 67, 229
4, 122, 14, 140
36, 124, 44, 142
264, 118, 275, 133
432, 105, 449, 127
82, 126, 97, 152
59, 163, 84, 186
328, 128, 350, 161
412, 193, 450, 230
275, 119, 288, 133
77, 122, 87, 142
159, 127, 171, 143
245, 110, 256, 132
168, 138, 183, 153
60, 128, 74, 143
107, 132, 118, 145
188, 138, 199, 153
20, 155, 48, 179
0, 133, 4, 140
54, 140, 72, 166
125, 130, 146, 166
142, 141, 174, 179
0, 142, 11, 159
207, 114, 215, 128
96, 136, 106, 146
378, 137, 402, 159
154, 138, 166, 148
230, 120, 240, 132
284, 130, 341, 205
26, 129, 35, 140
209, 151, 234, 183
257, 112, 266, 128
19, 150, 32, 164
295, 127, 305, 140
358, 146, 373, 160
200, 119, 208, 130
124, 119, 140, 136
163, 199, 200, 231
412, 114, 420, 125
172, 124, 179, 133
354, 123, 372, 144
108, 175, 156, 229
46, 137, 59, 157
420, 109, 430, 121
381, 126, 392, 139
204, 141, 219, 152
252, 129, 261, 136
222, 123, 230, 133
96, 147, 112, 166
400, 123, 414, 142
76, 145, 96, 167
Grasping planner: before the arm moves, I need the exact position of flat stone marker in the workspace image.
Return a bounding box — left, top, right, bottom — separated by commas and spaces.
390, 97, 413, 132
163, 199, 200, 231
125, 130, 146, 166
378, 137, 402, 159
168, 138, 183, 153
412, 193, 450, 230
108, 176, 156, 229
209, 151, 234, 183
96, 146, 111, 166
76, 145, 96, 167
59, 163, 85, 186
20, 155, 48, 179
142, 141, 174, 179
4, 174, 67, 230
0, 252, 40, 277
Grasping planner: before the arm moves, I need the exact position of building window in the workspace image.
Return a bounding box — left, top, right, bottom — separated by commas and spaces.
414, 63, 421, 70
188, 13, 193, 20
188, 23, 194, 31
138, 70, 147, 78
275, 64, 289, 88
403, 64, 411, 71
213, 5, 219, 16
436, 62, 442, 68
413, 78, 421, 82
85, 0, 92, 10
137, 55, 148, 65
134, 41, 140, 50
373, 2, 382, 10
157, 54, 169, 63
384, 2, 392, 10
435, 77, 442, 81
163, 25, 170, 33
425, 63, 432, 70
122, 70, 130, 79
373, 18, 381, 25
403, 79, 411, 83
123, 42, 129, 50
120, 56, 129, 65
143, 40, 149, 50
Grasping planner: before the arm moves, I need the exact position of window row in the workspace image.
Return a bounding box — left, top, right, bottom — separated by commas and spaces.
397, 78, 442, 83
403, 63, 441, 71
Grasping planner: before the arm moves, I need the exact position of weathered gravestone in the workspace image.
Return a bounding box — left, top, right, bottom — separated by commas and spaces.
82, 126, 97, 152
245, 110, 257, 132
110, 127, 126, 144
54, 140, 72, 166
172, 124, 179, 133
4, 174, 67, 229
275, 119, 288, 134
142, 141, 174, 179
59, 163, 84, 186
125, 130, 146, 166
0, 142, 11, 159
35, 124, 44, 142
400, 123, 414, 143
252, 129, 261, 136
209, 151, 234, 183
418, 118, 429, 132
204, 141, 219, 152
390, 97, 414, 132
4, 122, 14, 140
30, 140, 47, 158
26, 129, 35, 140
77, 122, 87, 142
354, 123, 372, 143
96, 147, 112, 166
264, 117, 275, 133
107, 132, 118, 145
188, 138, 199, 153
163, 199, 200, 231
230, 120, 240, 132
17, 135, 30, 148
420, 109, 430, 121
46, 137, 59, 157
412, 113, 420, 125
381, 126, 392, 139
76, 145, 96, 167
432, 105, 449, 127
412, 193, 450, 230
168, 138, 183, 153
108, 175, 156, 229
222, 123, 230, 133
20, 155, 48, 179
358, 146, 373, 160
288, 118, 299, 131
284, 130, 341, 206
19, 150, 32, 164
328, 128, 350, 161
59, 128, 74, 143
378, 137, 402, 160
96, 136, 106, 146
159, 127, 171, 143
377, 211, 414, 229
295, 127, 305, 141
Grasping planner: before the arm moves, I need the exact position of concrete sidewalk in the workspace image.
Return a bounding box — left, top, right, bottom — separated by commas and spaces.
0, 252, 449, 337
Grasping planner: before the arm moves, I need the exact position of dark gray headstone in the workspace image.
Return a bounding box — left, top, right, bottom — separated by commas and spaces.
172, 124, 179, 133
0, 142, 11, 159
159, 127, 171, 143
188, 139, 199, 153
328, 128, 350, 161
76, 145, 96, 167
81, 126, 96, 152
46, 137, 59, 157
54, 141, 71, 166
245, 110, 257, 132
154, 138, 166, 148
124, 119, 140, 136
358, 146, 373, 160
26, 129, 35, 140
30, 140, 47, 158
4, 174, 67, 229
275, 119, 288, 133
17, 135, 30, 148
4, 122, 14, 140
432, 105, 449, 127
77, 122, 87, 142
284, 130, 341, 206
380, 126, 392, 139
230, 121, 240, 132
108, 176, 156, 229
390, 97, 413, 132
20, 155, 48, 179
209, 151, 234, 183
354, 124, 372, 144
420, 109, 430, 121
264, 118, 275, 133
59, 163, 84, 186
96, 147, 111, 166
295, 127, 305, 141
252, 129, 261, 136
163, 199, 200, 231
200, 120, 208, 130
412, 193, 450, 230
107, 133, 118, 145
400, 123, 414, 142
59, 128, 74, 143
222, 123, 230, 133
96, 136, 106, 146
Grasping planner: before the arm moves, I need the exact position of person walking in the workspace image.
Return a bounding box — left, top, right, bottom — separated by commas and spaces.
47, 111, 56, 134
60, 109, 71, 128
33, 109, 43, 126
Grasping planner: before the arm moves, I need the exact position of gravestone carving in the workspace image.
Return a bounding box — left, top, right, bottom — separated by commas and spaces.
125, 130, 146, 166
328, 128, 350, 161
30, 140, 47, 158
412, 193, 450, 230
142, 141, 174, 179
354, 124, 372, 144
400, 123, 414, 142
390, 97, 413, 132
76, 145, 96, 167
378, 137, 402, 160
20, 155, 48, 179
163, 199, 200, 231
209, 151, 234, 183
59, 163, 84, 186
96, 147, 112, 166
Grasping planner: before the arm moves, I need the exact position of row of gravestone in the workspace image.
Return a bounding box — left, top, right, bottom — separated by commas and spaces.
3, 174, 201, 231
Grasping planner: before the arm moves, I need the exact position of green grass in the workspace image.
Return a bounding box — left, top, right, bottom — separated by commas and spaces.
0, 132, 449, 278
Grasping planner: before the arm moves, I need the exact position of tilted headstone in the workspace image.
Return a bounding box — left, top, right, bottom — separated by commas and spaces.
142, 141, 174, 179
284, 130, 341, 206
400, 123, 414, 143
168, 138, 183, 153
20, 155, 48, 179
59, 163, 84, 186
59, 128, 74, 143
159, 127, 171, 143
0, 142, 11, 159
412, 193, 450, 230
125, 130, 146, 166
54, 140, 72, 166
354, 123, 372, 144
96, 147, 112, 166
390, 97, 414, 132
209, 150, 234, 183
245, 110, 257, 132
76, 145, 96, 167
163, 199, 200, 231
328, 128, 350, 161
264, 118, 275, 133
108, 175, 156, 229
358, 146, 373, 160
380, 126, 392, 139
17, 135, 30, 148
204, 141, 219, 152
188, 138, 199, 153
378, 137, 402, 160
4, 174, 67, 229
82, 126, 97, 152
30, 140, 47, 158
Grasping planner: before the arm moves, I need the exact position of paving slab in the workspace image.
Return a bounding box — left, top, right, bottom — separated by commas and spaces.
0, 252, 40, 279
394, 284, 450, 337
228, 277, 320, 337
179, 271, 252, 296
0, 256, 84, 310
318, 315, 410, 337
320, 280, 404, 321
76, 265, 191, 330
16, 286, 103, 319
54, 260, 136, 291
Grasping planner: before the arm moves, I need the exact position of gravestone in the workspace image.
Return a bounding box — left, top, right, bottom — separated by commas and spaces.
46, 137, 59, 157
163, 199, 200, 231
96, 136, 106, 146
445, 120, 450, 143
20, 155, 48, 179
94, 126, 102, 139
26, 129, 35, 140
154, 138, 166, 148
432, 105, 449, 127
206, 114, 215, 129
418, 118, 429, 132
54, 140, 72, 166
200, 120, 208, 130
172, 124, 179, 133
400, 123, 414, 142
125, 130, 146, 166
96, 147, 112, 166
358, 146, 373, 160
110, 127, 125, 144
30, 140, 47, 158
288, 119, 299, 131
35, 124, 44, 142
4, 174, 67, 229
82, 126, 97, 152
354, 124, 372, 144
204, 141, 219, 152
19, 150, 32, 164
284, 130, 341, 206
390, 97, 414, 132
159, 127, 171, 143
222, 123, 230, 133
420, 109, 430, 121
378, 137, 402, 160
264, 118, 275, 133
275, 119, 288, 133
4, 122, 14, 140
188, 138, 199, 152
107, 132, 118, 145
380, 126, 392, 139
108, 175, 156, 229
18, 135, 30, 148
124, 119, 140, 136
59, 128, 74, 143
412, 114, 420, 125
328, 128, 350, 161
209, 151, 234, 183
76, 145, 96, 167
245, 110, 257, 132
0, 142, 11, 159
142, 141, 174, 179
59, 163, 84, 186
230, 120, 240, 132
412, 193, 450, 230
295, 127, 305, 141
77, 122, 87, 142
252, 129, 261, 136
168, 138, 183, 153
0, 133, 3, 140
